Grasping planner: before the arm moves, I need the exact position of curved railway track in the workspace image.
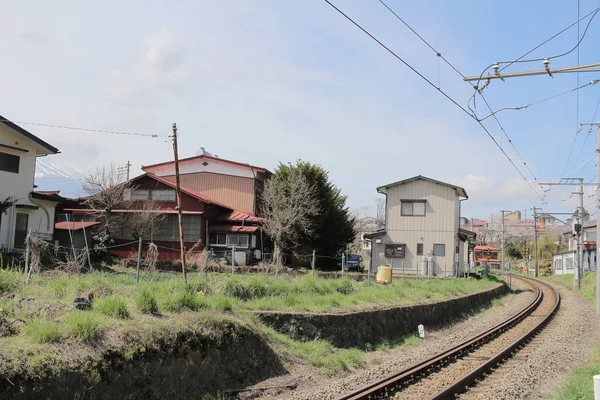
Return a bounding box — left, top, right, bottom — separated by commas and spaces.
336, 275, 560, 400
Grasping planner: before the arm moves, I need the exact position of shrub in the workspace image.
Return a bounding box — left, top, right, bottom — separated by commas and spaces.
66, 312, 102, 342
163, 286, 206, 312
0, 269, 21, 293
335, 279, 356, 295
210, 296, 234, 312
97, 297, 130, 319
136, 287, 158, 314
24, 318, 63, 343
222, 278, 252, 300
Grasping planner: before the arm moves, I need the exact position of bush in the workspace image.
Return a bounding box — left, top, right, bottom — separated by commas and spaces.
97, 297, 130, 319
24, 318, 63, 343
66, 312, 102, 342
0, 269, 21, 293
163, 286, 206, 312
334, 279, 356, 295
136, 287, 158, 314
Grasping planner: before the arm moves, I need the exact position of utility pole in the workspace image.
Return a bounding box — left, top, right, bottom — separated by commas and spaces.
532, 207, 540, 277
500, 210, 510, 271
539, 178, 586, 287
172, 123, 187, 282
581, 122, 600, 315
125, 160, 132, 180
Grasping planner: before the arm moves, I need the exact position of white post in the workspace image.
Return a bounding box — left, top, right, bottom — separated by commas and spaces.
312, 250, 316, 275
341, 253, 345, 277
24, 228, 31, 280
136, 236, 142, 285
232, 245, 236, 274
594, 375, 600, 400
578, 178, 584, 290
402, 260, 405, 279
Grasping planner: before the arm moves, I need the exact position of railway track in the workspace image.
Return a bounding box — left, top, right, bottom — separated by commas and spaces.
336, 275, 560, 400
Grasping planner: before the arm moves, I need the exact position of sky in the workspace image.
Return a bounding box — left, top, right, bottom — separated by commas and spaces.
1, 0, 599, 221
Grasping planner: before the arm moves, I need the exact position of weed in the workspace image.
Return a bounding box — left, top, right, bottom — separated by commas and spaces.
163, 286, 206, 312
209, 296, 235, 312
0, 269, 21, 293
491, 298, 504, 307
47, 279, 69, 298
66, 312, 102, 342
97, 297, 130, 319
136, 287, 158, 314
24, 318, 63, 343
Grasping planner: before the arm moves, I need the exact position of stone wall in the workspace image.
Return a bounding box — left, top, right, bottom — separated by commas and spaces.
256, 283, 508, 348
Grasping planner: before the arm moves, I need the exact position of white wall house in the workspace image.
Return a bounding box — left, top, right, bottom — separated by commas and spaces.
0, 116, 59, 252
553, 220, 597, 274
366, 176, 472, 276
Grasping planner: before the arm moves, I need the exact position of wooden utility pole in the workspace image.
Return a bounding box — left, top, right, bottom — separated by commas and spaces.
172, 123, 187, 282
532, 207, 540, 277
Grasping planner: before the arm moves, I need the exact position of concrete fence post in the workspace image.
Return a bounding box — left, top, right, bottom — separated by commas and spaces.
594, 375, 600, 400
136, 236, 142, 285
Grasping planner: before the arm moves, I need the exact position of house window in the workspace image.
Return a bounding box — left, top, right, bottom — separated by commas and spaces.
227, 234, 249, 248
150, 190, 176, 201
401, 200, 426, 216
417, 243, 423, 256
433, 244, 445, 257
0, 152, 19, 174
209, 233, 227, 246
153, 215, 201, 241
385, 243, 406, 258
130, 189, 176, 201
131, 189, 150, 201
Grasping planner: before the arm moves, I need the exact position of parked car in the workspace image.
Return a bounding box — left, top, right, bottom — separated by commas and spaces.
338, 253, 365, 272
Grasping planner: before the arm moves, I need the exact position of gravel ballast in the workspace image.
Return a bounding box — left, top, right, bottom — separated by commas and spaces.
254, 278, 537, 400
459, 280, 600, 400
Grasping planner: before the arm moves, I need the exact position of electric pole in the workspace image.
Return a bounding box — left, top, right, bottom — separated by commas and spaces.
171, 123, 187, 282
501, 210, 511, 289
539, 178, 586, 287
581, 122, 600, 315
532, 207, 540, 277
125, 160, 132, 181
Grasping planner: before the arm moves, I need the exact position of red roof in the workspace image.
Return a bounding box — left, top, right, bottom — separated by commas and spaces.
55, 221, 99, 231
219, 210, 264, 223
142, 154, 268, 173
208, 224, 259, 233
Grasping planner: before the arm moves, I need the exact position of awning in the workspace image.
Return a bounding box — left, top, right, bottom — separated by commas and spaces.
55, 221, 100, 231
209, 224, 259, 233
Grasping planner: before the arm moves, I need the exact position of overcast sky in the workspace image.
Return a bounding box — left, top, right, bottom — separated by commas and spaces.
1, 0, 599, 220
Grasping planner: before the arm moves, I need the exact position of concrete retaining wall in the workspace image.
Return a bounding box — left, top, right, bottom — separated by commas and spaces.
255, 283, 508, 348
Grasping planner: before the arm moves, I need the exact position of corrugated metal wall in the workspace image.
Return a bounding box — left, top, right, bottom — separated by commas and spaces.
163, 173, 255, 213
374, 180, 459, 270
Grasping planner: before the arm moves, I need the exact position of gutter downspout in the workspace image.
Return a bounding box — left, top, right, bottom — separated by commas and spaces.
28, 193, 51, 232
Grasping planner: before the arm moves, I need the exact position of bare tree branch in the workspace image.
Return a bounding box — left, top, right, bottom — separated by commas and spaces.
260, 170, 320, 262
119, 201, 166, 240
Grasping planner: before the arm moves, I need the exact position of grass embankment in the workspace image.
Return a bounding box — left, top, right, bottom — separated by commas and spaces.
542, 272, 599, 400
0, 268, 499, 384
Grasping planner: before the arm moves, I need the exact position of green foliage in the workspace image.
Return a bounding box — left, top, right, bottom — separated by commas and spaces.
162, 285, 207, 312
136, 287, 158, 314
91, 231, 114, 261
24, 318, 63, 343
66, 312, 103, 342
273, 160, 356, 266
97, 297, 130, 319
0, 269, 21, 293
505, 241, 524, 259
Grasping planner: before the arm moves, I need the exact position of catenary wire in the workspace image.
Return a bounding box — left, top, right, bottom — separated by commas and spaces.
0, 118, 167, 138
324, 0, 544, 202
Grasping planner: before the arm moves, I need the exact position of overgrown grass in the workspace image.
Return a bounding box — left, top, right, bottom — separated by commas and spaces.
136, 287, 158, 314
542, 272, 596, 302
361, 334, 421, 352
23, 318, 63, 343
97, 297, 130, 319
162, 285, 208, 312
547, 346, 600, 400
0, 269, 21, 293
257, 323, 364, 373
491, 298, 505, 307
65, 312, 103, 342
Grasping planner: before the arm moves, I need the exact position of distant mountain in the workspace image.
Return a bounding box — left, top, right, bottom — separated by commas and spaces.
34, 159, 85, 199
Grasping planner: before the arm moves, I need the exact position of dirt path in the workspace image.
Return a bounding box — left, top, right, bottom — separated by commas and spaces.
247, 278, 536, 400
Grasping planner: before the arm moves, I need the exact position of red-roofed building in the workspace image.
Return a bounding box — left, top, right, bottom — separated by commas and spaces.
60, 155, 272, 264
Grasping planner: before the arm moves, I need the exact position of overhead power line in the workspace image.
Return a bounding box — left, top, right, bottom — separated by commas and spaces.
0, 118, 167, 138
324, 0, 544, 201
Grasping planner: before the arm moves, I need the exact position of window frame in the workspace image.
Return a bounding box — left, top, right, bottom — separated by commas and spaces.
227, 234, 249, 248
417, 243, 424, 256
400, 200, 426, 216
433, 243, 445, 257
0, 151, 20, 174
208, 232, 227, 247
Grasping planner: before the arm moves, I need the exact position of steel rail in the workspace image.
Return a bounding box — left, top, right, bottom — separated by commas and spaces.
335, 275, 557, 400
430, 276, 560, 399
